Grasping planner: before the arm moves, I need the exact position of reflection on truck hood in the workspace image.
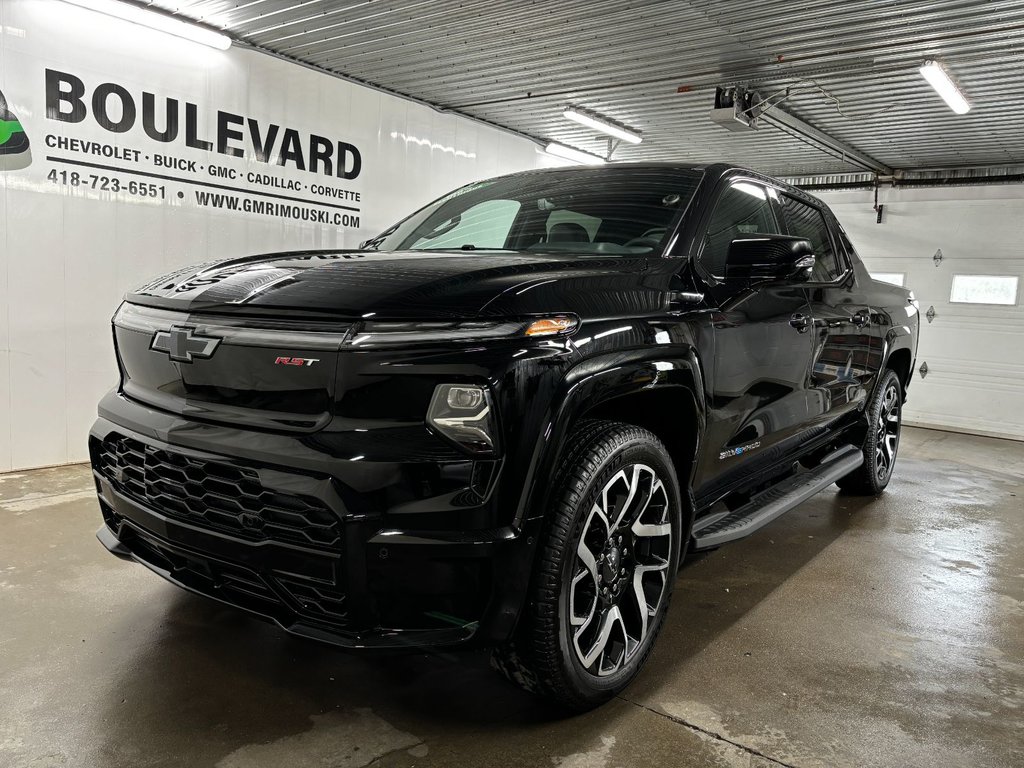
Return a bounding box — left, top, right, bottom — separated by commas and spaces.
127, 249, 667, 319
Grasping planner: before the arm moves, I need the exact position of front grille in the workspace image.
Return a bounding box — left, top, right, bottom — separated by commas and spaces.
93, 435, 342, 549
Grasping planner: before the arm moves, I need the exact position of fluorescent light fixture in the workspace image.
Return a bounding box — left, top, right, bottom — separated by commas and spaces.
544, 142, 607, 165
562, 108, 643, 144
919, 60, 970, 114
61, 0, 232, 50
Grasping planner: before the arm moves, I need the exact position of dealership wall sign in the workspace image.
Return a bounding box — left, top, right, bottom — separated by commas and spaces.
41, 68, 364, 227
0, 0, 549, 471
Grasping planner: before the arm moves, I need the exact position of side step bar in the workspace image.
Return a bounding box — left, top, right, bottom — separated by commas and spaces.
691, 445, 863, 551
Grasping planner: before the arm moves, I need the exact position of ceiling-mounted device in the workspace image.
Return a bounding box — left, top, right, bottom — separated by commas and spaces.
562, 108, 643, 145
919, 60, 971, 115
709, 86, 763, 132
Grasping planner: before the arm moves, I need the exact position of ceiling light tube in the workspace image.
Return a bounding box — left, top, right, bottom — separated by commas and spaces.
562, 108, 643, 144
918, 60, 970, 115
543, 142, 607, 165
61, 0, 232, 50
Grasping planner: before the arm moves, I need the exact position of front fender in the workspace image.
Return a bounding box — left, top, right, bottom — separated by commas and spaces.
513, 346, 707, 527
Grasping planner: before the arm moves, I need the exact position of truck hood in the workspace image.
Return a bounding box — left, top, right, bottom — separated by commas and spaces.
127, 249, 667, 320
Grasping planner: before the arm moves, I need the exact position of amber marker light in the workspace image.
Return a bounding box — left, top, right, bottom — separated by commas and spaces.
525, 316, 578, 337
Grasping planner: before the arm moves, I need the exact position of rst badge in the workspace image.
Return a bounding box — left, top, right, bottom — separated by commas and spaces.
150, 327, 221, 363
275, 356, 319, 367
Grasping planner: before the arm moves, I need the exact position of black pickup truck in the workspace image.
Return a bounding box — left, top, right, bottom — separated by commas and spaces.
90, 162, 919, 709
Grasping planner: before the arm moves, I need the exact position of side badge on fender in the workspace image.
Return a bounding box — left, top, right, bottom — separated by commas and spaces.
719, 441, 761, 460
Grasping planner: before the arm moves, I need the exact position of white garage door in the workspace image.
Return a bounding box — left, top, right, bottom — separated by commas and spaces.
821, 186, 1024, 441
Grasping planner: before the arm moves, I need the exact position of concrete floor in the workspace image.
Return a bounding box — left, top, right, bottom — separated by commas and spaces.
1, 426, 1021, 768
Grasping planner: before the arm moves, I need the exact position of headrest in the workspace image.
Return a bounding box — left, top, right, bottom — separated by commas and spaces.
548, 222, 590, 243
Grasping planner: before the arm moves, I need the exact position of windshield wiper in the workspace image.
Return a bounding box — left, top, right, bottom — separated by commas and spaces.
360, 225, 398, 251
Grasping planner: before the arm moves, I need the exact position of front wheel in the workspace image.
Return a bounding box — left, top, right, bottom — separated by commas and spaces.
492, 421, 683, 710
837, 369, 903, 495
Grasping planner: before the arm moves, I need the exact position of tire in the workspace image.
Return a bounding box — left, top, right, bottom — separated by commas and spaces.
492, 420, 683, 710
837, 369, 903, 495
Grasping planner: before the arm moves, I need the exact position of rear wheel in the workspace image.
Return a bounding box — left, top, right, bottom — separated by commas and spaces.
837, 369, 902, 495
492, 421, 682, 710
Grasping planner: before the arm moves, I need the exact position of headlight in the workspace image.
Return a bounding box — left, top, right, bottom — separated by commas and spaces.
427, 384, 498, 455
347, 316, 578, 346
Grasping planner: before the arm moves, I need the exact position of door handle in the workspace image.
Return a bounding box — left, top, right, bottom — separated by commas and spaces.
851, 310, 871, 327
789, 313, 811, 332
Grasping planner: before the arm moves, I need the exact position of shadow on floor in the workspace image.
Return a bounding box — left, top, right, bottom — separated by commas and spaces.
91, 487, 877, 763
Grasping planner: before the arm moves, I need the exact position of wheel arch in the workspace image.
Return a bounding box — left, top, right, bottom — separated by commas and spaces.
886, 347, 913, 394
514, 350, 706, 530
880, 327, 916, 398
581, 387, 701, 499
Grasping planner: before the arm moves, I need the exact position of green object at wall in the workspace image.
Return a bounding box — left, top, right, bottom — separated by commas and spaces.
0, 118, 26, 147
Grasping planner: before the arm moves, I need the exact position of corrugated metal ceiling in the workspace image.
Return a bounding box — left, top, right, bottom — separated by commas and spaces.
147, 0, 1024, 178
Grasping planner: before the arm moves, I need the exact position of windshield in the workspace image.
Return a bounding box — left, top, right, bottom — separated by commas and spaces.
365, 167, 703, 255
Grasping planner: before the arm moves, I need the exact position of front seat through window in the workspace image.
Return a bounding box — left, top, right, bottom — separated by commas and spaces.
548, 222, 591, 242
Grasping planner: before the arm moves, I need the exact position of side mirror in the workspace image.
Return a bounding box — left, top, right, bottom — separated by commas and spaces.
724, 234, 815, 284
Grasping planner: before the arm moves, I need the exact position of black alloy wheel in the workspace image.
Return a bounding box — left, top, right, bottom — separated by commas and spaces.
568, 462, 673, 677
837, 368, 903, 495
492, 421, 683, 710
874, 378, 901, 483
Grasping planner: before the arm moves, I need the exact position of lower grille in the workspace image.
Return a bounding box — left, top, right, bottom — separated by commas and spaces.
124, 529, 349, 628
129, 533, 279, 606
277, 577, 350, 624
92, 434, 342, 549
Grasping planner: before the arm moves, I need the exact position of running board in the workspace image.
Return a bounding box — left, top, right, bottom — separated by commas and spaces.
691, 445, 863, 551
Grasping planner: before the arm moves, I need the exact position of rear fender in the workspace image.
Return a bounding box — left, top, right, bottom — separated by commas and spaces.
879, 323, 917, 397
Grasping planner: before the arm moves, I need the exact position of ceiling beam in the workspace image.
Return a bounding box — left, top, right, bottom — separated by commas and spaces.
761, 108, 892, 176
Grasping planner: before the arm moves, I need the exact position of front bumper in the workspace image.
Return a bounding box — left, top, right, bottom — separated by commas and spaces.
90, 396, 537, 650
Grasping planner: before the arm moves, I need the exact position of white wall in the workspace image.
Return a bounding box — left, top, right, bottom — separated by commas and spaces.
819, 185, 1024, 440
0, 0, 554, 471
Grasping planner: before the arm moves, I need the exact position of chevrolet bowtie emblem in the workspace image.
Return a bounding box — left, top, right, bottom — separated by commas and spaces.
150, 326, 222, 363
